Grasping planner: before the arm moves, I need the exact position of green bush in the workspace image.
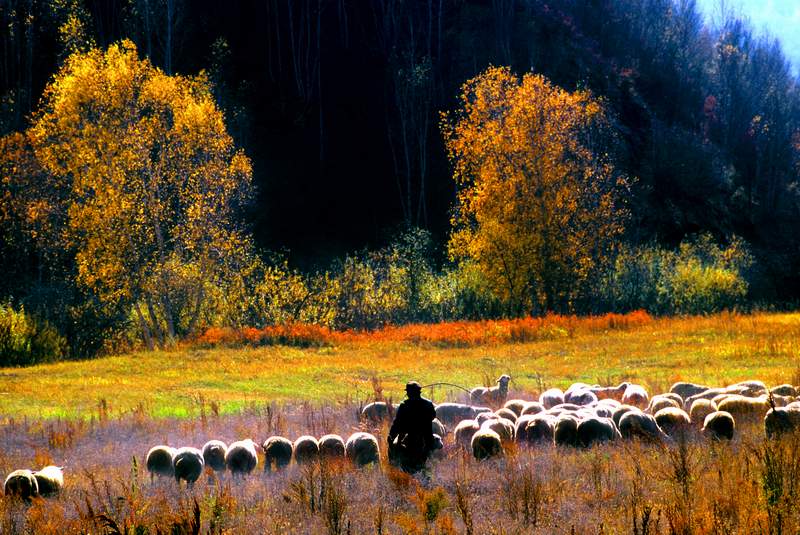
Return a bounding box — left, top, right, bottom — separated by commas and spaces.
0, 303, 68, 366
601, 234, 752, 315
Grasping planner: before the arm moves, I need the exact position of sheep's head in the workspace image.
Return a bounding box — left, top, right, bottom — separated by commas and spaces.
497, 375, 511, 386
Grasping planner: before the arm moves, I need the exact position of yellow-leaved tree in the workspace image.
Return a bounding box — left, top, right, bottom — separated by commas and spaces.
442, 67, 631, 314
29, 40, 254, 349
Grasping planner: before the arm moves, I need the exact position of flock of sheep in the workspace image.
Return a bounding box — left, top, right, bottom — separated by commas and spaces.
363, 375, 800, 460
5, 375, 800, 500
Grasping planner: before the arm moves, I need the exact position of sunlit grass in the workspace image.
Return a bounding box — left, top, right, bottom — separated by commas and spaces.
1, 311, 798, 420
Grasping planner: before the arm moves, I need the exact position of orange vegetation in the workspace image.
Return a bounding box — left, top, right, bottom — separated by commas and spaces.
196, 310, 653, 348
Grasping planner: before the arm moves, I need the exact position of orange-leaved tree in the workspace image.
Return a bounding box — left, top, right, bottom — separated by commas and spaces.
442, 66, 631, 314
28, 40, 254, 349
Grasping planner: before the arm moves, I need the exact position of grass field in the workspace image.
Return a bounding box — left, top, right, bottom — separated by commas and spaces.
1, 311, 799, 420
3, 311, 800, 534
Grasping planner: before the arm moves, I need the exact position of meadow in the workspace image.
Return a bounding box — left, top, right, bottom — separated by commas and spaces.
2, 311, 800, 534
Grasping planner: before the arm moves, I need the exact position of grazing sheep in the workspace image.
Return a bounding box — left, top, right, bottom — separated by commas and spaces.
565, 388, 598, 406
225, 439, 259, 475
597, 398, 622, 409
32, 466, 63, 496
173, 447, 204, 485
503, 399, 528, 416
318, 434, 346, 459
771, 384, 797, 397
481, 417, 515, 442
431, 418, 447, 437
702, 411, 735, 440
454, 419, 480, 447
593, 405, 614, 419
520, 415, 556, 444
345, 432, 380, 466
689, 399, 718, 425
360, 401, 397, 422
521, 401, 545, 416
549, 403, 582, 413
471, 429, 503, 460
146, 445, 176, 480
435, 403, 492, 425
470, 375, 511, 406
717, 395, 770, 422
263, 436, 293, 471
670, 382, 711, 401
611, 405, 638, 427
622, 384, 649, 408
649, 395, 680, 414
202, 440, 228, 472
554, 415, 580, 447
618, 411, 664, 441
514, 415, 537, 442
685, 388, 728, 407
4, 469, 38, 500
539, 388, 565, 409
728, 380, 767, 397
662, 393, 684, 406
494, 408, 518, 423
590, 382, 629, 401
577, 417, 620, 447
764, 407, 800, 438
654, 407, 692, 437
293, 436, 320, 465
476, 411, 497, 425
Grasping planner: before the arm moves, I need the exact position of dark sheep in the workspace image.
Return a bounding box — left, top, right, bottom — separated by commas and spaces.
318, 434, 346, 460
618, 411, 664, 441
471, 429, 503, 460
293, 435, 320, 465
263, 436, 293, 471
225, 439, 259, 475
345, 432, 381, 466
654, 407, 692, 437
554, 415, 580, 447
146, 445, 176, 480
32, 466, 63, 496
202, 440, 228, 472
173, 447, 204, 485
702, 411, 735, 441
577, 417, 620, 447
4, 469, 39, 500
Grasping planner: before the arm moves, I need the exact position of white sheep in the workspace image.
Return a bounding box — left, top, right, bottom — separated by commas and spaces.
565, 388, 598, 406
765, 407, 800, 438
173, 447, 204, 485
702, 411, 735, 440
360, 401, 397, 423
520, 401, 545, 416
263, 436, 293, 471
577, 417, 620, 447
717, 395, 770, 422
470, 375, 511, 406
669, 382, 711, 401
621, 384, 649, 408
554, 415, 580, 447
431, 418, 447, 437
225, 439, 259, 475
471, 428, 502, 460
648, 395, 680, 414
503, 399, 528, 416
345, 432, 380, 466
727, 380, 767, 397
476, 411, 497, 425
32, 466, 63, 496
494, 407, 518, 423
654, 407, 692, 437
618, 411, 664, 441
4, 469, 38, 500
293, 435, 320, 465
454, 419, 480, 447
539, 388, 565, 409
435, 403, 492, 425
202, 440, 228, 472
689, 399, 717, 425
770, 384, 797, 397
146, 445, 176, 481
318, 434, 346, 459
481, 417, 515, 442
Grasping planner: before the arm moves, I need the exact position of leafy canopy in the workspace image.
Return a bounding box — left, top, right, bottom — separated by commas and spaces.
443, 66, 631, 314
28, 40, 254, 347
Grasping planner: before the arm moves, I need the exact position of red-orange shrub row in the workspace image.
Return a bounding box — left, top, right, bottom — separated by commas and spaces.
195, 310, 652, 349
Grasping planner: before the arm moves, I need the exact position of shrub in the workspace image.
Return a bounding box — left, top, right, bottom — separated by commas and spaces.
0, 303, 68, 366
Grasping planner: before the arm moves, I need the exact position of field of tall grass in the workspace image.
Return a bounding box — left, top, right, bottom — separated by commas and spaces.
2, 311, 800, 533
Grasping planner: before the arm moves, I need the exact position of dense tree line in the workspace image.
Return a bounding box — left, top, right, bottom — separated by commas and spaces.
0, 0, 798, 358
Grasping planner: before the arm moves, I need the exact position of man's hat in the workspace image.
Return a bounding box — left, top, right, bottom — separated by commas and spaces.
405, 381, 422, 394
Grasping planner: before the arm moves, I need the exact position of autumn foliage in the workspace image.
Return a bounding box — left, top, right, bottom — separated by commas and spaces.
196, 310, 653, 349
443, 66, 631, 315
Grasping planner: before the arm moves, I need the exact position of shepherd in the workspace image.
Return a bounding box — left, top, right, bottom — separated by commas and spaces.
388, 381, 437, 473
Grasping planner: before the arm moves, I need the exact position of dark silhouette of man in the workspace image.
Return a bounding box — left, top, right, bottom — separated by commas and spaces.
388, 381, 437, 472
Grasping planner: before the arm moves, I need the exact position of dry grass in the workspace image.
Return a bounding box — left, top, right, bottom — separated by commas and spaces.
1, 311, 799, 419
2, 311, 800, 533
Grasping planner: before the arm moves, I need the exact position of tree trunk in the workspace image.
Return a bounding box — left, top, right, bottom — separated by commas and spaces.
134, 302, 155, 351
